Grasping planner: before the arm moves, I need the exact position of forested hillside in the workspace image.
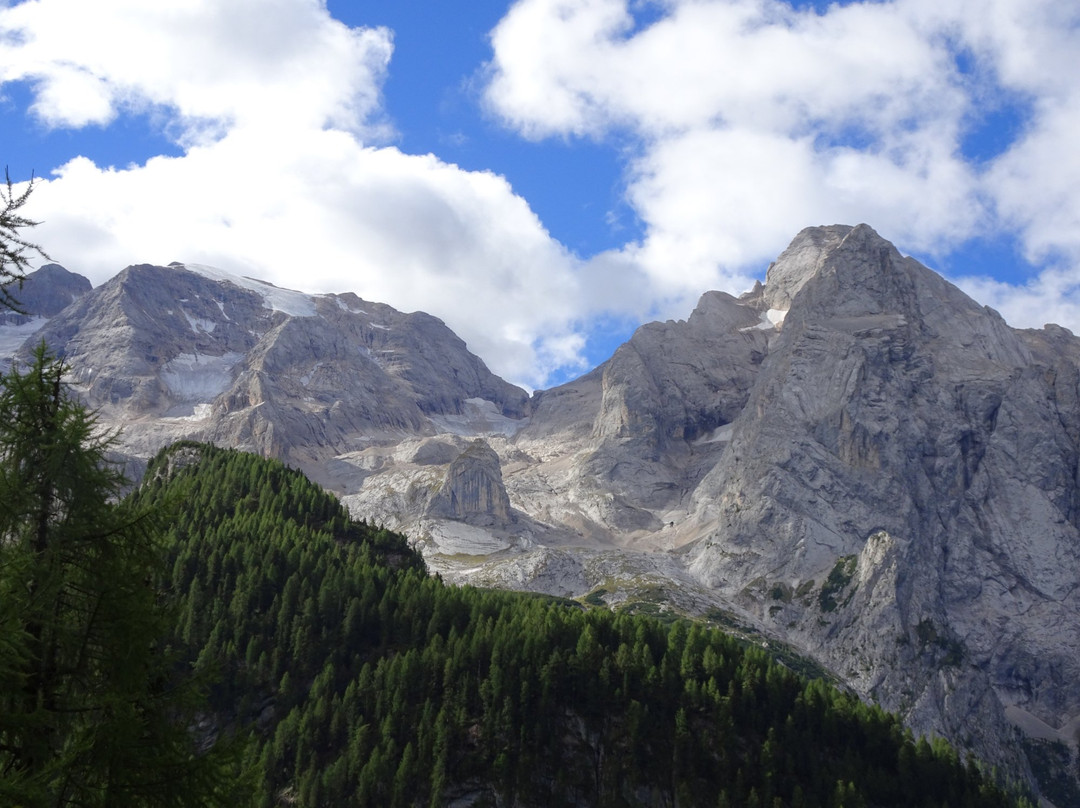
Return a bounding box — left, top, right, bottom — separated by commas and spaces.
133, 442, 1032, 808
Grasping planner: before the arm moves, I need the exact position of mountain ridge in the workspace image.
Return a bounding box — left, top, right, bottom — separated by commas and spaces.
4, 224, 1078, 802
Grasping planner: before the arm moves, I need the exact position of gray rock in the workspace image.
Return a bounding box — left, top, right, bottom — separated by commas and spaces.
0, 263, 91, 323
426, 439, 513, 527
18, 230, 1080, 800
683, 224, 1077, 791
20, 262, 528, 462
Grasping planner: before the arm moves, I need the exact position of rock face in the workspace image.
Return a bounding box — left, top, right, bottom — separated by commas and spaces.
7, 229, 1080, 801
0, 264, 92, 357
8, 262, 528, 463
427, 440, 513, 527
508, 224, 1080, 798
679, 225, 1080, 788
0, 263, 91, 323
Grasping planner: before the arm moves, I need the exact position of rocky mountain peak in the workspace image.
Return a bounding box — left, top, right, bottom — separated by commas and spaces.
6, 231, 1079, 801
0, 263, 91, 325
5, 261, 528, 466
687, 290, 761, 331
761, 223, 854, 311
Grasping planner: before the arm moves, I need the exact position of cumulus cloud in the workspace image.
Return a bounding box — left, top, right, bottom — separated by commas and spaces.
0, 0, 594, 389
24, 132, 587, 390
486, 0, 1080, 328
956, 267, 1080, 336
0, 0, 393, 138
4, 0, 1080, 390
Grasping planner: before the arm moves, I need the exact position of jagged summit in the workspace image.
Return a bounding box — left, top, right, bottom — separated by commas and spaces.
7, 261, 528, 463
0, 262, 91, 324
758, 223, 854, 310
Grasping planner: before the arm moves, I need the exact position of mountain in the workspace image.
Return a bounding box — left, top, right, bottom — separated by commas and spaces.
134, 440, 1031, 808
683, 225, 1080, 795
5, 261, 526, 473
0, 263, 91, 356
6, 225, 1079, 802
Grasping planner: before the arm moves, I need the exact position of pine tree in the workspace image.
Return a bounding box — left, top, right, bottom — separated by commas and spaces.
0, 344, 248, 807
0, 169, 48, 312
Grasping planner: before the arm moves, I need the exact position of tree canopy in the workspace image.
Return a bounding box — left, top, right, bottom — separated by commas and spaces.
135, 440, 1034, 808
0, 348, 248, 807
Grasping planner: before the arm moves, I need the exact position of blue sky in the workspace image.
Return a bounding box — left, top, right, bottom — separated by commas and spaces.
2, 0, 1079, 390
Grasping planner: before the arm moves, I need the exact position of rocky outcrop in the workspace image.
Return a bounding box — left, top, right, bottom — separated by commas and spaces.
426, 439, 513, 526
13, 262, 529, 462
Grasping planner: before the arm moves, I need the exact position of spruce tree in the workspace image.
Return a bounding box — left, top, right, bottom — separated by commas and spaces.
0, 344, 247, 807
0, 169, 48, 312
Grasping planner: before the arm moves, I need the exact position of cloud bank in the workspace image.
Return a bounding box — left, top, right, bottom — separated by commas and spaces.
486, 0, 1080, 321
2, 0, 1079, 389
1, 0, 598, 388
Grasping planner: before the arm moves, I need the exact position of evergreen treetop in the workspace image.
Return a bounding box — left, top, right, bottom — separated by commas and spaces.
0, 346, 249, 807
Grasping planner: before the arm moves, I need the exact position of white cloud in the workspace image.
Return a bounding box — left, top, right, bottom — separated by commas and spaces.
0, 0, 393, 138
5, 0, 1080, 391
486, 0, 1080, 328
984, 95, 1080, 268
956, 267, 1080, 336
0, 0, 597, 390
489, 0, 960, 139
23, 129, 587, 390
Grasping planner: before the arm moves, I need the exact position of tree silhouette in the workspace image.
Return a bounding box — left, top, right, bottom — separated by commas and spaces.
0, 169, 49, 313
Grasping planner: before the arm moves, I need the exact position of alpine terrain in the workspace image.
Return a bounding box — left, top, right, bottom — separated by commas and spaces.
4, 224, 1078, 802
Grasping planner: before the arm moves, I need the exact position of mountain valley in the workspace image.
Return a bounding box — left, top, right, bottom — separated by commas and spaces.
5, 224, 1079, 803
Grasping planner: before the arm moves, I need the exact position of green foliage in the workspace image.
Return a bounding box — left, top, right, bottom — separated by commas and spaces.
583, 587, 609, 607
819, 555, 857, 612
137, 442, 1033, 808
915, 618, 966, 667
0, 169, 48, 313
0, 347, 247, 807
1020, 737, 1080, 807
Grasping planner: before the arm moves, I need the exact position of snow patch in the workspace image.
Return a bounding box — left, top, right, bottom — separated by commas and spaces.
182, 263, 317, 317
182, 309, 217, 333
357, 345, 383, 368
162, 402, 215, 422
160, 352, 243, 400
741, 308, 788, 331
695, 424, 734, 444
334, 296, 368, 315
299, 362, 326, 386
0, 316, 47, 360
428, 398, 526, 438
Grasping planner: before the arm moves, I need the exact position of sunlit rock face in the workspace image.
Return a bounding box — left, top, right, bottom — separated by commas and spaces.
10, 261, 528, 463
426, 439, 513, 527
509, 223, 1080, 796
679, 225, 1080, 787
9, 225, 1080, 800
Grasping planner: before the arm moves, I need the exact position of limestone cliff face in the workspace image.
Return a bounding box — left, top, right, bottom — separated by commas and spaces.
426, 439, 513, 527
9, 231, 1080, 800
678, 225, 1079, 784
10, 262, 529, 463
